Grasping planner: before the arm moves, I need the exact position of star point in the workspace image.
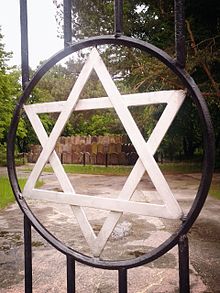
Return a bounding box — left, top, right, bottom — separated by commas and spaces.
23, 48, 185, 257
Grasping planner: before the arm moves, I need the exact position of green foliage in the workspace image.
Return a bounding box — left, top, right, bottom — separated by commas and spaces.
0, 143, 6, 165
38, 2, 220, 161
0, 28, 28, 158
53, 0, 220, 161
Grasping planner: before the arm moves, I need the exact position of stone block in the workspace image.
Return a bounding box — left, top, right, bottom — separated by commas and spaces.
116, 143, 122, 153
97, 143, 104, 153
109, 143, 117, 154
85, 144, 92, 153
90, 153, 96, 165
96, 152, 105, 165
62, 152, 72, 164
118, 152, 128, 165
91, 143, 98, 154
91, 136, 98, 143
108, 153, 119, 165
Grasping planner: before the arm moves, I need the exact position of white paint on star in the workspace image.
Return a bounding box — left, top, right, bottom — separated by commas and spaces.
23, 48, 185, 256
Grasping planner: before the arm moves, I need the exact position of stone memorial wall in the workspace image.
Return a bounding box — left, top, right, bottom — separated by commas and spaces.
27, 135, 138, 166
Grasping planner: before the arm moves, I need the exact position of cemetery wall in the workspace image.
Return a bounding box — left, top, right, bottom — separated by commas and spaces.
27, 135, 138, 166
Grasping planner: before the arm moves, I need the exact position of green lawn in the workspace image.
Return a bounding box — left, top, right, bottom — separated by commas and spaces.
0, 177, 43, 209
44, 164, 133, 176
0, 177, 26, 209
22, 162, 219, 201
209, 185, 220, 200
42, 162, 203, 176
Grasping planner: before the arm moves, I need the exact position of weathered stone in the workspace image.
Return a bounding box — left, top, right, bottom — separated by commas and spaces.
96, 152, 105, 165
91, 143, 98, 155
90, 153, 96, 165
72, 152, 81, 164
108, 153, 119, 165
75, 135, 81, 145
84, 152, 91, 165
115, 135, 121, 144
85, 144, 92, 153
28, 135, 132, 165
102, 136, 110, 145
109, 143, 117, 154
109, 135, 116, 143
118, 152, 128, 165
97, 143, 104, 153
80, 143, 85, 153
75, 144, 81, 153
116, 143, 122, 153
63, 143, 71, 153
62, 152, 72, 164
91, 136, 98, 143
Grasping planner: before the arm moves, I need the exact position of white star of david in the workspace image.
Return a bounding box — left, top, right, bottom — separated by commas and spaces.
23, 48, 185, 257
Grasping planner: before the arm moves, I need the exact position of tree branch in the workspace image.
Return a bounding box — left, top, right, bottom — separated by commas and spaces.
186, 19, 220, 97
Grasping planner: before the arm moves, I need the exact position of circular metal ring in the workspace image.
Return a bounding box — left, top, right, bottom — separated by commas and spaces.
7, 35, 215, 270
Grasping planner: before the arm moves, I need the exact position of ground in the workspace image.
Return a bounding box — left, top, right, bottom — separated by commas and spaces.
0, 166, 219, 292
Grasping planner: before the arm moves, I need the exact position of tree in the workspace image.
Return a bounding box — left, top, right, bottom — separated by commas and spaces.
0, 29, 26, 161
53, 1, 220, 161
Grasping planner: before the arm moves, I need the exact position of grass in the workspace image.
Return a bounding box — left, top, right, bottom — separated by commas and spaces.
159, 162, 202, 174
0, 177, 43, 209
43, 164, 133, 176
209, 185, 220, 200
42, 162, 203, 176
22, 162, 220, 201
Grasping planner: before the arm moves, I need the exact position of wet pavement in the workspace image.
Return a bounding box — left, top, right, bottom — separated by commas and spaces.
0, 167, 220, 292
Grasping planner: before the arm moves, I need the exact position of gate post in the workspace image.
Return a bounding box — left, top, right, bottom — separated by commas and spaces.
178, 234, 190, 293
24, 215, 32, 293
67, 255, 75, 293
118, 268, 127, 293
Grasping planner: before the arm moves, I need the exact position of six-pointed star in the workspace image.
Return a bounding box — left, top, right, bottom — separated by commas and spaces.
23, 48, 185, 257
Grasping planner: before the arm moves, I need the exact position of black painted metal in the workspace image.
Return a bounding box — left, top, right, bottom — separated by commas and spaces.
67, 256, 75, 293
7, 35, 215, 270
7, 1, 215, 292
114, 0, 123, 36
63, 0, 72, 47
20, 0, 29, 88
174, 0, 186, 68
24, 215, 32, 293
178, 235, 190, 293
118, 269, 127, 293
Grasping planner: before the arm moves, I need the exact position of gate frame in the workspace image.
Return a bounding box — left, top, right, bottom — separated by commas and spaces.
7, 1, 215, 292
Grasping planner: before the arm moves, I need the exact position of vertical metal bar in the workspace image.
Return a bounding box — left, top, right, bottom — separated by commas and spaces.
20, 0, 29, 89
24, 215, 32, 293
67, 255, 75, 293
174, 0, 186, 68
118, 268, 127, 293
178, 234, 190, 293
114, 0, 123, 37
63, 0, 72, 47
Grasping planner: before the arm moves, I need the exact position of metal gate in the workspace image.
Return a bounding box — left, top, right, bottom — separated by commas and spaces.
7, 0, 215, 292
